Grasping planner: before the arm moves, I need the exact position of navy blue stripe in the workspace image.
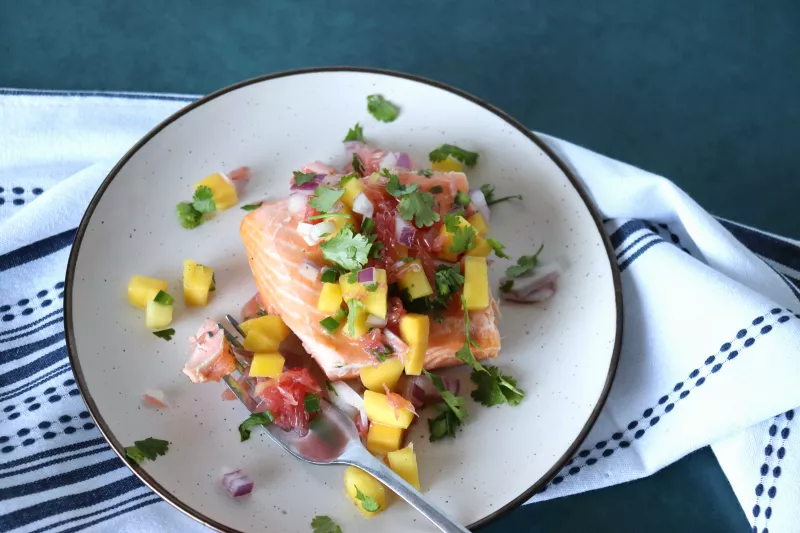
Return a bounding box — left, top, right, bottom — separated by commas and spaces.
57, 497, 161, 533
720, 220, 800, 271
0, 458, 123, 502
0, 331, 65, 365
0, 474, 143, 529
618, 237, 665, 272
0, 88, 198, 102
0, 308, 63, 338
0, 446, 108, 479
609, 220, 648, 250
0, 228, 76, 273
0, 317, 63, 345
0, 438, 106, 471
0, 345, 67, 388
616, 233, 658, 259
762, 260, 800, 303
25, 493, 158, 533
0, 364, 70, 402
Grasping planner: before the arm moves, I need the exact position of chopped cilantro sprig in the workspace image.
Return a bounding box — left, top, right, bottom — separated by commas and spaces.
343, 122, 364, 142
366, 94, 400, 123
319, 225, 372, 271
125, 437, 169, 463
429, 144, 479, 166
176, 186, 217, 229
480, 183, 522, 206
238, 412, 275, 442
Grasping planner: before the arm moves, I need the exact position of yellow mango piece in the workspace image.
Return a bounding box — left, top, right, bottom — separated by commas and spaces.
366, 423, 404, 456
183, 260, 214, 307
399, 314, 430, 376
317, 283, 343, 314
364, 390, 414, 429
362, 269, 388, 319
466, 237, 492, 257
249, 352, 285, 378
464, 256, 489, 310
243, 330, 281, 352
127, 275, 168, 309
240, 315, 291, 343
195, 172, 238, 211
431, 157, 463, 172
326, 204, 354, 237
467, 212, 491, 236
339, 274, 367, 301
387, 445, 421, 491
344, 466, 386, 517
145, 299, 173, 330
360, 359, 405, 392
437, 216, 473, 262
341, 178, 365, 208
342, 306, 370, 339
396, 260, 433, 300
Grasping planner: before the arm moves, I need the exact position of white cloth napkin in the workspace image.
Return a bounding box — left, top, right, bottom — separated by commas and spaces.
1, 89, 798, 533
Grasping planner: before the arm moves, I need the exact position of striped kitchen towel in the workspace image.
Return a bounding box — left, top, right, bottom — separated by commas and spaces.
1, 89, 799, 533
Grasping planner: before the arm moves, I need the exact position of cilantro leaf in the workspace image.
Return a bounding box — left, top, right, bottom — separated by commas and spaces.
434, 264, 464, 297
397, 192, 440, 228
344, 123, 364, 142
450, 224, 477, 254
429, 185, 443, 194
480, 183, 522, 206
152, 328, 175, 341
153, 290, 174, 306
499, 279, 514, 293
423, 370, 467, 422
309, 186, 345, 213
471, 365, 525, 406
304, 393, 321, 413
345, 299, 364, 336
311, 516, 343, 533
320, 316, 341, 333
417, 169, 433, 178
487, 237, 511, 259
192, 186, 217, 213
176, 202, 203, 229
505, 244, 544, 278
339, 173, 359, 186
241, 202, 263, 211
125, 437, 169, 463
428, 404, 463, 442
320, 225, 372, 271
366, 94, 399, 123
352, 153, 364, 175
429, 144, 479, 166
354, 486, 381, 512
320, 267, 340, 284
326, 381, 338, 395
238, 412, 275, 442
455, 190, 471, 207
383, 169, 418, 197
293, 171, 318, 186
454, 341, 483, 372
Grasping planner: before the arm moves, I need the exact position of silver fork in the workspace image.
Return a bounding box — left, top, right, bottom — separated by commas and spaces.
219, 315, 471, 533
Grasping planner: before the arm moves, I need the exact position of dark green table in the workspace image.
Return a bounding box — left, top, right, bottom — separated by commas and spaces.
4, 1, 798, 531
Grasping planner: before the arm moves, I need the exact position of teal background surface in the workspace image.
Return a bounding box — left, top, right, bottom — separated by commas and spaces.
3, 0, 797, 531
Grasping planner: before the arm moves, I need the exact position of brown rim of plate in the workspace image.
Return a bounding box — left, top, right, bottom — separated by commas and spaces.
64, 66, 623, 532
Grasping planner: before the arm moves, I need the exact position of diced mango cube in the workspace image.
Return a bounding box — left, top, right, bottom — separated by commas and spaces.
466, 237, 492, 257
360, 359, 405, 392
467, 212, 491, 236
364, 390, 414, 429
431, 157, 463, 172
326, 204, 354, 236
339, 274, 367, 301
145, 300, 173, 330
341, 178, 365, 208
463, 256, 489, 310
437, 216, 473, 262
183, 260, 214, 307
366, 423, 404, 456
317, 283, 343, 314
243, 330, 281, 352
128, 275, 168, 309
342, 306, 370, 339
387, 445, 421, 491
240, 315, 291, 344
195, 172, 238, 211
344, 466, 387, 517
396, 260, 433, 300
363, 269, 388, 319
249, 352, 285, 378
399, 314, 430, 376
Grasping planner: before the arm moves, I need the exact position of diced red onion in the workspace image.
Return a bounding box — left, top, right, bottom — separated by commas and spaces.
395, 153, 412, 169
399, 375, 460, 409
394, 215, 416, 247
297, 222, 316, 245
299, 259, 321, 281
330, 381, 365, 417
365, 314, 387, 328
358, 408, 369, 431
290, 173, 324, 191
288, 193, 309, 215
501, 262, 562, 303
357, 267, 376, 284
309, 221, 335, 243
352, 193, 374, 218
469, 188, 490, 222
221, 469, 254, 498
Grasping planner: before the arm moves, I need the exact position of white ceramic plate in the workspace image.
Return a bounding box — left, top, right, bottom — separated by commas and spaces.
65, 68, 621, 533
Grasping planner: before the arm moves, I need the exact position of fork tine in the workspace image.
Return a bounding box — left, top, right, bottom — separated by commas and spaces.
225, 314, 247, 337
222, 374, 261, 412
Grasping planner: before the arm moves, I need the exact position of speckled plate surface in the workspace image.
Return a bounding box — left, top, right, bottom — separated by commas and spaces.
65, 68, 622, 533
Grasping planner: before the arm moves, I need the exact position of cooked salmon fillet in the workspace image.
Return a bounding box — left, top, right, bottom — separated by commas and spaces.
240, 172, 501, 380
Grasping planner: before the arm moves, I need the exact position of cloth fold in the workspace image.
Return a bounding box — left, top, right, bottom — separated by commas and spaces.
0, 89, 798, 533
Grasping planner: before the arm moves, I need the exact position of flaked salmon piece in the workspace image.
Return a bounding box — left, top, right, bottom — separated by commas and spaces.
182, 319, 237, 383
240, 176, 501, 380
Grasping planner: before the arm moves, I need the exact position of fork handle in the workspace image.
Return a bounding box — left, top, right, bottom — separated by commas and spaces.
342, 447, 471, 533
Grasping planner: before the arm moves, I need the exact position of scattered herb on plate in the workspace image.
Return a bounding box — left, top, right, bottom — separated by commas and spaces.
429, 144, 479, 166
343, 122, 364, 142
238, 412, 275, 442
152, 328, 176, 341
366, 94, 399, 123
125, 437, 169, 463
